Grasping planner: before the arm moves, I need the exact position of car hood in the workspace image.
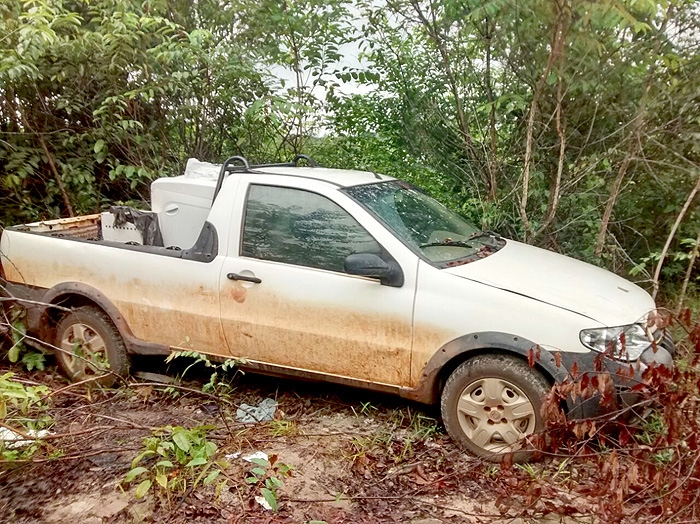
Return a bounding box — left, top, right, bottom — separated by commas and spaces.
443, 240, 655, 326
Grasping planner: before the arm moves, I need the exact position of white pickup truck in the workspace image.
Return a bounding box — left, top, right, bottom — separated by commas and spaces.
0, 156, 673, 460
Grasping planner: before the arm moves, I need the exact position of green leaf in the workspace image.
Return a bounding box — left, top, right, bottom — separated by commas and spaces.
203, 470, 220, 485
172, 431, 190, 452
135, 479, 152, 498
155, 460, 174, 468
130, 450, 154, 468
93, 139, 105, 154
251, 467, 266, 476
267, 476, 282, 489
22, 352, 46, 372
7, 344, 20, 363
204, 441, 217, 457
124, 466, 149, 483
261, 487, 278, 512
185, 456, 207, 467
155, 472, 168, 489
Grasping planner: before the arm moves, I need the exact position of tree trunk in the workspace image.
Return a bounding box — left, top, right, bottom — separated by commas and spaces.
594, 138, 638, 257
290, 30, 304, 155
484, 26, 498, 202
594, 5, 673, 257
520, 4, 567, 241
18, 104, 75, 217
676, 228, 700, 315
37, 136, 76, 218
535, 80, 566, 238
652, 173, 700, 300
408, 1, 483, 177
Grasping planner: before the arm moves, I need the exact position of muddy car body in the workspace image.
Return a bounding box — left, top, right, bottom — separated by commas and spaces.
0, 157, 674, 460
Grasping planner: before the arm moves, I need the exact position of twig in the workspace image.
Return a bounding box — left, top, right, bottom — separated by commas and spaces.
287, 493, 504, 519
128, 381, 234, 404
0, 297, 71, 312
88, 413, 156, 431
32, 425, 125, 440
39, 374, 112, 402
0, 421, 36, 441
0, 446, 137, 464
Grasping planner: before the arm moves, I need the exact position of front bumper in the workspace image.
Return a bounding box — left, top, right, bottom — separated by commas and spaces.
562, 331, 674, 419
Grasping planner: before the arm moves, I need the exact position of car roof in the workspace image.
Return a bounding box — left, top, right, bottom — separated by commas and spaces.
252, 166, 396, 188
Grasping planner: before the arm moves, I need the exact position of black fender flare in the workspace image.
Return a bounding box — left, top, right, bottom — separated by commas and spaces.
401, 331, 570, 404
33, 282, 169, 356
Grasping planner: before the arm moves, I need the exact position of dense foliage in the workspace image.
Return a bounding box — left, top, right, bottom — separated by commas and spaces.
1, 0, 699, 302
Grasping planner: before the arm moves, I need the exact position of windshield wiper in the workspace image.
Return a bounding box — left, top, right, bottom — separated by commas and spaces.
469, 230, 503, 241
419, 239, 477, 249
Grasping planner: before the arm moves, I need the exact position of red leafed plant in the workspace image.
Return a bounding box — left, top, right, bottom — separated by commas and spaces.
503, 309, 700, 523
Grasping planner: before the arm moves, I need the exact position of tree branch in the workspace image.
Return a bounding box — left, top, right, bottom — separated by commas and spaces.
652, 172, 700, 299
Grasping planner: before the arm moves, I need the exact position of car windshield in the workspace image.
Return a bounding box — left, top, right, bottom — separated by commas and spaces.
344, 181, 503, 266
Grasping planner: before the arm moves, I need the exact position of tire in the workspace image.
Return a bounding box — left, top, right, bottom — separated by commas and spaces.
441, 354, 550, 462
54, 306, 129, 386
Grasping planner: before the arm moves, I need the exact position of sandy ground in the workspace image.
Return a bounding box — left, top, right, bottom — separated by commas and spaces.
0, 360, 598, 524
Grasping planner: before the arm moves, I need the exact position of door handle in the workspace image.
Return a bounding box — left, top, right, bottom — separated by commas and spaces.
227, 272, 262, 284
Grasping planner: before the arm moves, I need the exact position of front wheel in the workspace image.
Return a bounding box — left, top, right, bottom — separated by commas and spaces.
54, 306, 129, 386
441, 354, 550, 462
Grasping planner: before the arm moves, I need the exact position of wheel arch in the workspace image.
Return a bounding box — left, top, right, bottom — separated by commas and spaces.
402, 331, 569, 405
33, 282, 168, 356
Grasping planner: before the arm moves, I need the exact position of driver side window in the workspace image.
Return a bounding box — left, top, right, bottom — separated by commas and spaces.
241, 184, 381, 273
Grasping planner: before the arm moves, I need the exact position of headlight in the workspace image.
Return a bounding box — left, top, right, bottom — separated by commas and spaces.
579, 324, 651, 361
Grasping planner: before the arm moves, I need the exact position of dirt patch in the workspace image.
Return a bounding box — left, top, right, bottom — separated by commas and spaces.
43, 491, 130, 523
0, 363, 598, 523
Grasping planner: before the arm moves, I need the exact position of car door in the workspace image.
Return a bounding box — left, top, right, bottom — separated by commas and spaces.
219, 179, 416, 387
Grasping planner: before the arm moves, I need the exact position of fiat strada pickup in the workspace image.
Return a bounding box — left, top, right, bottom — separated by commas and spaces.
0, 156, 674, 460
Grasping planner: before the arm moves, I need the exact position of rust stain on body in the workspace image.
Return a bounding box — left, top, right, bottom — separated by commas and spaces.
229, 283, 246, 303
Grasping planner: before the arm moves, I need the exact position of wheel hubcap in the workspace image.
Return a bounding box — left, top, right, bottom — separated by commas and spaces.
456, 377, 536, 453
60, 323, 109, 377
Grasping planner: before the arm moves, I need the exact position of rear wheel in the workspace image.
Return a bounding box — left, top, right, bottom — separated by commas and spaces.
441, 354, 550, 462
54, 306, 129, 386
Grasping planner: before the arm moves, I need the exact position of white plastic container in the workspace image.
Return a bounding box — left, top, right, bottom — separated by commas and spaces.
101, 212, 143, 244
150, 175, 217, 249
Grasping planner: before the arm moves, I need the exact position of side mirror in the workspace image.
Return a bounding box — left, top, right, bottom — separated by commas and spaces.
344, 253, 404, 287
